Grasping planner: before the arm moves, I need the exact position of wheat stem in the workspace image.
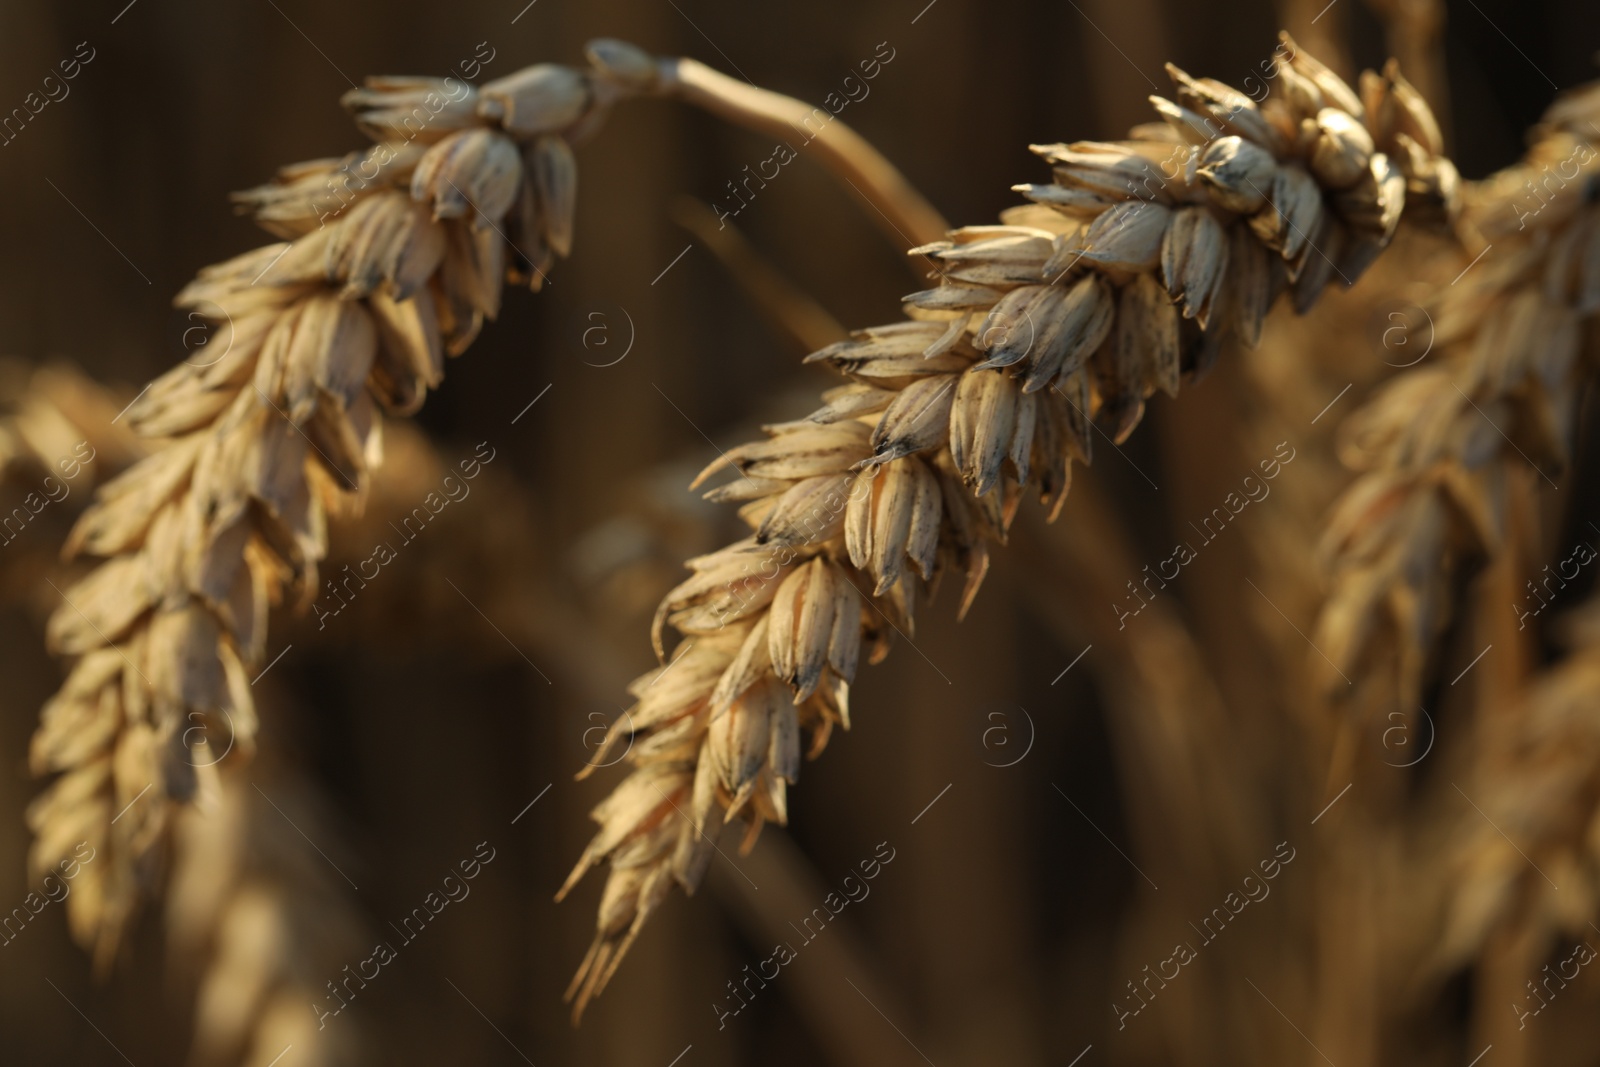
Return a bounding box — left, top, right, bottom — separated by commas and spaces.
655, 55, 950, 248
670, 197, 849, 352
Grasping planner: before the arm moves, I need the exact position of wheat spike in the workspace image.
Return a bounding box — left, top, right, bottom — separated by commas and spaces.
25, 47, 632, 966
558, 35, 1459, 1019
0, 368, 139, 957
0, 362, 144, 476
1312, 81, 1600, 713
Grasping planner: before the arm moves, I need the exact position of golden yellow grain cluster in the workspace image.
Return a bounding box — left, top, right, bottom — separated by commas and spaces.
25, 42, 666, 964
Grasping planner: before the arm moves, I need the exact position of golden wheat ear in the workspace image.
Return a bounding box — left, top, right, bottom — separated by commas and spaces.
29, 52, 596, 966
29, 41, 657, 969
559, 33, 1462, 1019
1314, 83, 1600, 993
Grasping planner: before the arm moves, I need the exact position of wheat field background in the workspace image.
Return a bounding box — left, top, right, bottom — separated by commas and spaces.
0, 1, 1598, 1065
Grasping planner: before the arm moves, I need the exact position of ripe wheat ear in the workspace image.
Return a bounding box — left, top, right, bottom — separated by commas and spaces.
28, 49, 604, 967
558, 34, 1459, 1019
1434, 596, 1600, 954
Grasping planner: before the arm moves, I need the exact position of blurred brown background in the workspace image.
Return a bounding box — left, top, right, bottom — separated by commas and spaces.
0, 0, 1597, 1065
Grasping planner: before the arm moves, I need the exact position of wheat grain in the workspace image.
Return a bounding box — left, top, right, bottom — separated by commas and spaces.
558, 35, 1459, 1018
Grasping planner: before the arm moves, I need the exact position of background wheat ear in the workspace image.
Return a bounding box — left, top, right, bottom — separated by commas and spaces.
557, 33, 1460, 1019
1313, 82, 1600, 728
167, 761, 367, 1067
0, 365, 145, 970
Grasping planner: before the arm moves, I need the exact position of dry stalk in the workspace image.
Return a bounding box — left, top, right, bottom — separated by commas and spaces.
1237, 230, 1469, 1058
27, 39, 938, 968
558, 34, 1459, 1018
1313, 83, 1600, 722
1013, 474, 1264, 1065
706, 831, 924, 1067
670, 196, 849, 353
658, 56, 948, 247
